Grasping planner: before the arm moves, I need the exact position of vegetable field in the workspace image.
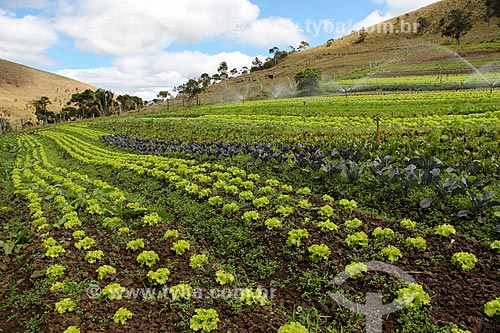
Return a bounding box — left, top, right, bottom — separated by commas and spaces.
1, 90, 500, 333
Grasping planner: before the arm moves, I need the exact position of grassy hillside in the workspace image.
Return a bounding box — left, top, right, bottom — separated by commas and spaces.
0, 59, 96, 129
196, 0, 500, 104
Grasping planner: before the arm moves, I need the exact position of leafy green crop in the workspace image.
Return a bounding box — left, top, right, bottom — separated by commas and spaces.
222, 202, 240, 214
189, 254, 208, 270
163, 229, 179, 239
276, 205, 294, 217
345, 232, 369, 248
400, 218, 417, 230
317, 220, 338, 232
344, 218, 363, 230
318, 205, 335, 218
395, 283, 431, 310
277, 321, 308, 333
435, 224, 456, 237
372, 227, 395, 239
96, 265, 116, 280
46, 264, 66, 278
190, 308, 219, 332
451, 252, 478, 271
169, 283, 192, 301
85, 250, 104, 263
252, 197, 270, 209
296, 187, 311, 196
137, 250, 160, 267
239, 288, 269, 306
287, 229, 309, 247
381, 245, 402, 262
142, 213, 162, 226
338, 199, 357, 210
242, 210, 260, 223
308, 244, 331, 263
63, 326, 80, 333
45, 245, 66, 258
147, 268, 170, 285
345, 262, 368, 279
491, 240, 500, 253
172, 240, 190, 255
113, 307, 133, 324
75, 237, 96, 250
264, 217, 283, 230
215, 270, 235, 285
55, 298, 77, 314
102, 283, 126, 300
484, 297, 500, 317
406, 237, 427, 250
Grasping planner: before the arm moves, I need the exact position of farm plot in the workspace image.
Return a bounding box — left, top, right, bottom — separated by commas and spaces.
1, 123, 499, 332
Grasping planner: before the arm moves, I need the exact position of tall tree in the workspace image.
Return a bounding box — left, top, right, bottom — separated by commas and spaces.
217, 61, 229, 80
294, 68, 322, 93
441, 9, 472, 52
94, 89, 114, 116
32, 96, 52, 125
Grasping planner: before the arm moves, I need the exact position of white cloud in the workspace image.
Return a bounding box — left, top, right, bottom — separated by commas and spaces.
229, 16, 305, 48
55, 0, 249, 55
57, 50, 257, 100
0, 9, 58, 66
371, 0, 441, 17
356, 0, 441, 28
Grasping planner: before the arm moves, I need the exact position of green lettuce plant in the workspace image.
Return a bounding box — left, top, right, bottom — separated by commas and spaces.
113, 307, 133, 324
381, 245, 402, 262
484, 297, 500, 317
126, 238, 145, 251
46, 264, 66, 278
317, 220, 338, 232
137, 250, 160, 267
190, 308, 219, 332
296, 187, 311, 196
102, 283, 126, 300
345, 262, 368, 279
172, 240, 190, 255
276, 205, 294, 217
242, 211, 260, 223
55, 298, 77, 314
264, 218, 283, 230
222, 202, 239, 214
85, 250, 104, 263
45, 245, 66, 258
163, 229, 179, 239
491, 240, 500, 253
435, 224, 456, 237
400, 218, 416, 229
406, 237, 427, 250
372, 227, 395, 239
345, 232, 369, 248
215, 270, 235, 285
277, 322, 308, 333
75, 237, 96, 250
344, 218, 363, 229
252, 197, 270, 209
63, 326, 80, 333
189, 254, 208, 270
318, 205, 335, 218
96, 265, 116, 280
338, 199, 357, 210
287, 229, 309, 247
169, 283, 193, 301
451, 252, 478, 271
308, 244, 331, 263
142, 213, 162, 227
395, 283, 431, 310
239, 288, 269, 306
147, 268, 170, 285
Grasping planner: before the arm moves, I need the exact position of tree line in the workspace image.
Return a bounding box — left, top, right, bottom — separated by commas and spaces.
31, 89, 143, 125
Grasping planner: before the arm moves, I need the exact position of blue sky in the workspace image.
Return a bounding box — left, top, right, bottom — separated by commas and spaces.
0, 0, 440, 100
